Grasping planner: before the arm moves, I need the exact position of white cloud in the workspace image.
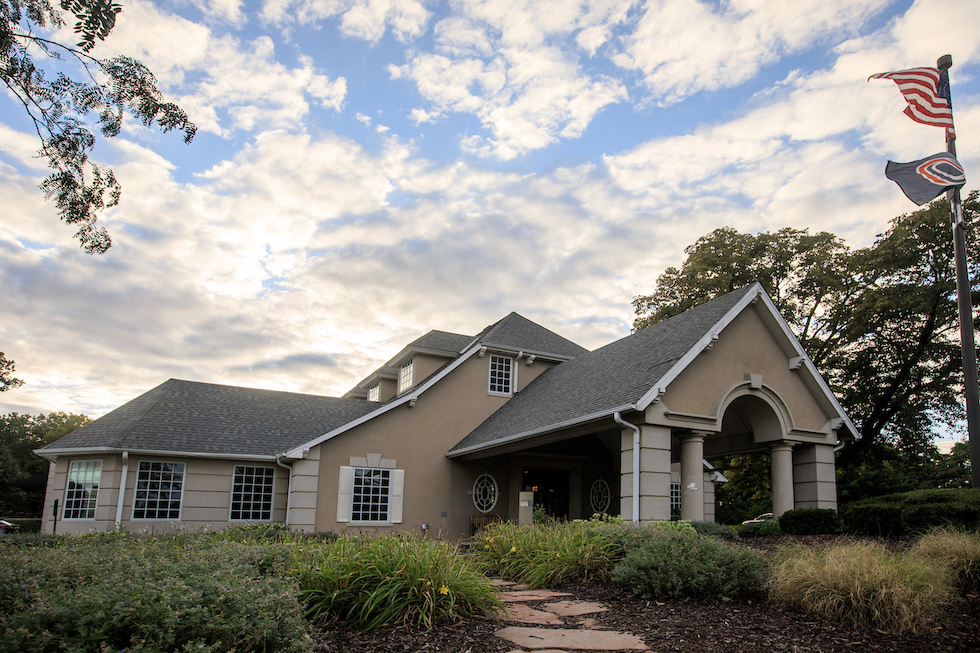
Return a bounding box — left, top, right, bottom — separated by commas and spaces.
393, 0, 632, 158
261, 0, 429, 43
614, 0, 890, 103
91, 0, 346, 136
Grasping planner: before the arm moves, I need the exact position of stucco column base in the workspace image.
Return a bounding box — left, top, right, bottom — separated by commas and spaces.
679, 432, 706, 522
621, 424, 671, 523
770, 442, 796, 516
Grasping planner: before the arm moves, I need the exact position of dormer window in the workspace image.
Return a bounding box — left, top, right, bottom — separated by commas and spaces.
489, 355, 514, 396
398, 359, 414, 394
367, 383, 380, 402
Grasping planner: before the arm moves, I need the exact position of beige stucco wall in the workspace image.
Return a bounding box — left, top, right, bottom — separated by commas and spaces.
41, 454, 288, 535
312, 353, 555, 538
660, 304, 833, 435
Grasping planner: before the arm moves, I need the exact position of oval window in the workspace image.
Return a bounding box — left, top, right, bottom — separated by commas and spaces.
472, 473, 498, 513
590, 479, 611, 514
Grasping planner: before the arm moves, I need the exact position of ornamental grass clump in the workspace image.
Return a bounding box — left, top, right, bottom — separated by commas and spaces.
295, 534, 500, 631
0, 533, 313, 653
611, 529, 767, 600
910, 527, 980, 592
769, 540, 953, 633
475, 517, 626, 588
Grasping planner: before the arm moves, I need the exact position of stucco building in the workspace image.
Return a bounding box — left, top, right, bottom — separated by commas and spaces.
37, 284, 854, 536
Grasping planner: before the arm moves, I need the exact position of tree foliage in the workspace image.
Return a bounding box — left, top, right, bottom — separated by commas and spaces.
1, 0, 196, 253
0, 352, 23, 392
0, 411, 89, 514
634, 191, 980, 468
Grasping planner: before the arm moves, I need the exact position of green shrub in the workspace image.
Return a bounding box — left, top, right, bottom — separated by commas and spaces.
296, 535, 500, 631
0, 533, 313, 652
690, 521, 738, 540
769, 541, 953, 633
611, 530, 767, 600
739, 519, 781, 537
778, 508, 841, 535
841, 489, 980, 536
911, 528, 980, 592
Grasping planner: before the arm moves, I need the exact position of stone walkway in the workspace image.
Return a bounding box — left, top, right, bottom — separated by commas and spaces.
492, 581, 648, 652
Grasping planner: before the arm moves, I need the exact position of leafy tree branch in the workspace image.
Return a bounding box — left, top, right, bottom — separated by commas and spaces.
1, 0, 196, 253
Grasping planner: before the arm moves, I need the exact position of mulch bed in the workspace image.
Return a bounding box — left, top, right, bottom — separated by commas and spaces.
315, 535, 980, 652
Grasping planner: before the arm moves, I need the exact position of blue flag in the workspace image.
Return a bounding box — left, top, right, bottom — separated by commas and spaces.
885, 153, 965, 205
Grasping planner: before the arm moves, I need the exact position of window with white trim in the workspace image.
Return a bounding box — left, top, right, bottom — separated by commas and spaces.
337, 464, 404, 524
367, 383, 380, 402
398, 359, 414, 394
670, 482, 681, 520
352, 468, 391, 522
230, 465, 275, 521
472, 474, 498, 513
133, 461, 185, 520
488, 355, 513, 395
63, 460, 102, 519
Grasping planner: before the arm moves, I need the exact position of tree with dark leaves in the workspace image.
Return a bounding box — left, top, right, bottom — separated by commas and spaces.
0, 352, 23, 392
1, 0, 196, 253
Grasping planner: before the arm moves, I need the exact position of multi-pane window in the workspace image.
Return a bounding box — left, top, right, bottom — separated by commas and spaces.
351, 468, 391, 522
230, 466, 275, 521
367, 383, 380, 402
670, 482, 681, 520
64, 460, 102, 519
489, 355, 513, 395
133, 461, 185, 520
398, 360, 414, 394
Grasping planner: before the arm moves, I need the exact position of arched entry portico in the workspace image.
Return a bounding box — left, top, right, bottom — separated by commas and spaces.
623, 383, 840, 524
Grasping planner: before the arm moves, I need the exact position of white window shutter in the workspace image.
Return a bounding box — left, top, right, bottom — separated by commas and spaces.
390, 469, 405, 524
337, 466, 353, 522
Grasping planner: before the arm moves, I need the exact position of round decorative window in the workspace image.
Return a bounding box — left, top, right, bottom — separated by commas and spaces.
590, 479, 611, 514
472, 474, 498, 513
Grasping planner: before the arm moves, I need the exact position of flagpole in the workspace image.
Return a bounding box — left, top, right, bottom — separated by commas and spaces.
938, 55, 980, 487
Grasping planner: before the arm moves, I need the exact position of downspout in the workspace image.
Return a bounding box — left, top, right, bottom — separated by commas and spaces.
276, 456, 294, 531
613, 411, 640, 524
114, 451, 129, 528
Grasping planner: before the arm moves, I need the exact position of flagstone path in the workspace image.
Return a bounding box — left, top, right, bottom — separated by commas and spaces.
492, 582, 649, 652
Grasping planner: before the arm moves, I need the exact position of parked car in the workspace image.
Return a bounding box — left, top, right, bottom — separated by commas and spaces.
0, 520, 20, 535
741, 512, 774, 526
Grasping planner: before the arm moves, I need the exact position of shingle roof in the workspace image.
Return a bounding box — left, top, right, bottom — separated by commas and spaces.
39, 379, 379, 458
449, 286, 755, 455
474, 312, 589, 359
409, 330, 475, 354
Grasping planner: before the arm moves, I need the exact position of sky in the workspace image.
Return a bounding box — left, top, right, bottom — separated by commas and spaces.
1, 0, 978, 427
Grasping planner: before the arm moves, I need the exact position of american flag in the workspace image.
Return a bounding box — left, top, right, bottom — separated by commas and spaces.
869, 67, 955, 137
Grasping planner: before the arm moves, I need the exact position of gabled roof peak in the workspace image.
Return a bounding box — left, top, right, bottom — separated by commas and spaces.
474, 312, 588, 360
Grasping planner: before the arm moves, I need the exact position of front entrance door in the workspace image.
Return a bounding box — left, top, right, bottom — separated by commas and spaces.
523, 468, 570, 520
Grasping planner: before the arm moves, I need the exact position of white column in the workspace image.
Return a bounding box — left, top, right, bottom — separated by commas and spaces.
679, 432, 705, 522
770, 442, 796, 516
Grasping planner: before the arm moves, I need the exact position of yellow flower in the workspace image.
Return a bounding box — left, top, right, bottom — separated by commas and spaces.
484, 544, 490, 549
439, 585, 449, 595
510, 546, 516, 552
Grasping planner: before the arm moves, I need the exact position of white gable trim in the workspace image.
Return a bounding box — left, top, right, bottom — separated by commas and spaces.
282, 342, 485, 459
636, 283, 857, 438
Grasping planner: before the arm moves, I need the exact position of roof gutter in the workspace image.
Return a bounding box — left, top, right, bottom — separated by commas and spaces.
114, 451, 129, 528
276, 456, 294, 530
613, 411, 640, 524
